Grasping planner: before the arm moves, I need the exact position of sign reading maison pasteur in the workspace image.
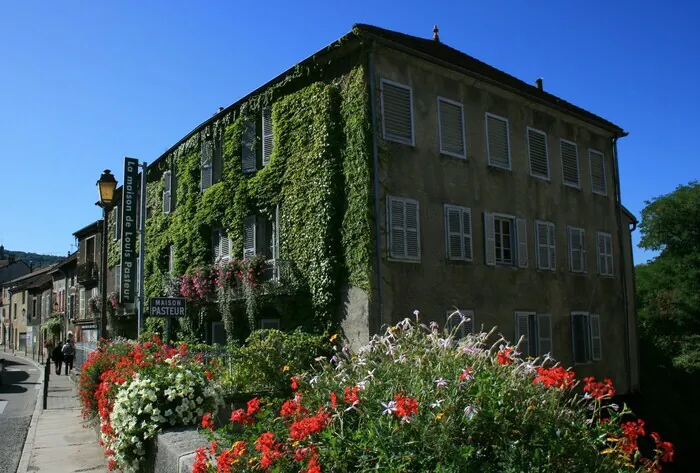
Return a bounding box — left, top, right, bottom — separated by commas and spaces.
149, 297, 187, 317
120, 157, 139, 304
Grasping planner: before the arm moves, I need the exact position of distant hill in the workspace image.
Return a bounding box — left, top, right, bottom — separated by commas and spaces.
0, 245, 64, 268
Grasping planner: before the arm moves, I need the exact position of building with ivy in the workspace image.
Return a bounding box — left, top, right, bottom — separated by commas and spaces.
106, 24, 640, 394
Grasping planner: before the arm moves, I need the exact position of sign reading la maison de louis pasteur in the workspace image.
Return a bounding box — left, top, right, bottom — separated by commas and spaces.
120, 157, 139, 304
149, 297, 187, 317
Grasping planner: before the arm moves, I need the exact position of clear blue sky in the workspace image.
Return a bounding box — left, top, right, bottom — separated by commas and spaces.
1, 0, 698, 265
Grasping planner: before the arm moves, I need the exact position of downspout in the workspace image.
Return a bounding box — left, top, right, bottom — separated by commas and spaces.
612, 133, 633, 393
368, 43, 383, 334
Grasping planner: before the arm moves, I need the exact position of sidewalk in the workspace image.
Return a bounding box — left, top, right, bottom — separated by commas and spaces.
17, 355, 107, 473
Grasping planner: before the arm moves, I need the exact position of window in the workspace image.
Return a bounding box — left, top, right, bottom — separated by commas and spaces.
444, 205, 473, 261
201, 140, 213, 191
387, 196, 420, 261
438, 97, 466, 158
114, 264, 121, 292
560, 139, 580, 188
589, 149, 607, 195
243, 215, 274, 260
213, 137, 223, 184
113, 205, 121, 240
446, 309, 474, 339
162, 171, 172, 214
597, 232, 614, 276
260, 318, 281, 330
211, 322, 227, 345
381, 79, 414, 145
568, 227, 587, 273
571, 312, 602, 363
484, 213, 527, 267
79, 288, 85, 317
527, 127, 549, 179
212, 229, 231, 262
241, 118, 257, 173
486, 113, 511, 169
514, 312, 552, 358
168, 245, 175, 276
262, 107, 274, 166
535, 220, 556, 270
86, 237, 95, 263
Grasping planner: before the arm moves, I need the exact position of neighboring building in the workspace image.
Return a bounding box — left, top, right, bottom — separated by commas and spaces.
73, 220, 103, 342
26, 271, 54, 359
49, 252, 78, 342
103, 24, 638, 393
0, 256, 31, 344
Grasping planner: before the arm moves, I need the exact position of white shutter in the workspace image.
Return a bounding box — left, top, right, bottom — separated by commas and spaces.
569, 227, 586, 273
484, 212, 495, 266
201, 141, 213, 191
220, 233, 230, 259
589, 149, 606, 195
486, 113, 510, 169
517, 218, 528, 268
242, 118, 257, 173
560, 139, 580, 188
590, 314, 602, 360
515, 312, 531, 358
537, 313, 552, 356
162, 171, 172, 214
114, 264, 121, 292
597, 232, 605, 275
463, 208, 473, 261
243, 216, 256, 258
445, 205, 463, 260
405, 200, 420, 260
605, 234, 613, 275
580, 229, 587, 272
113, 205, 120, 241
388, 197, 405, 258
438, 98, 465, 158
548, 223, 556, 270
381, 80, 413, 145
80, 288, 85, 316
168, 245, 174, 275
535, 221, 550, 270
213, 230, 221, 262
527, 128, 549, 179
262, 107, 274, 166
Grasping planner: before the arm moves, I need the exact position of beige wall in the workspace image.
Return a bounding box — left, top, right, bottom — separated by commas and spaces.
370, 45, 634, 392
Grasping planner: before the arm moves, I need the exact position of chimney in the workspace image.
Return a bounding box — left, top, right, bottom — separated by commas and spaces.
535, 78, 543, 90
433, 25, 440, 42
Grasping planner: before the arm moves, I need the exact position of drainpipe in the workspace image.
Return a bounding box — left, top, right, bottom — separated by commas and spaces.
368, 43, 384, 334
612, 133, 633, 393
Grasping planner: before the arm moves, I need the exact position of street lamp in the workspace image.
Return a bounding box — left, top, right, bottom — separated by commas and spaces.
96, 170, 118, 340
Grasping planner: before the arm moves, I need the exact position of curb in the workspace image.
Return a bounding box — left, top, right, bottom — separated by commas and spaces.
14, 353, 45, 473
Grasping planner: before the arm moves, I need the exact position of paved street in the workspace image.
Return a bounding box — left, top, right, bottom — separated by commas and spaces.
0, 352, 41, 473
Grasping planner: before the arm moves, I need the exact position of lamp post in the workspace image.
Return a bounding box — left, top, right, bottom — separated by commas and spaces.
96, 169, 117, 340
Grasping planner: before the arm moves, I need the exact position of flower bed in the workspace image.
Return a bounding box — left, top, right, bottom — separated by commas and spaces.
78, 337, 223, 472
193, 313, 674, 472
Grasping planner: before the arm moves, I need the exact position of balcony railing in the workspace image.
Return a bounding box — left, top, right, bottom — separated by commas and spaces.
77, 261, 99, 287
262, 259, 294, 284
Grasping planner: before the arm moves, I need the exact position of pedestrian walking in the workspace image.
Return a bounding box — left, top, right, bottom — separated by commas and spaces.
51, 341, 64, 375
62, 335, 75, 375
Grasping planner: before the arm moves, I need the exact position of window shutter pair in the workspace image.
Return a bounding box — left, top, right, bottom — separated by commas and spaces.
596, 232, 614, 276
561, 140, 580, 187
381, 80, 414, 145
483, 213, 527, 267
212, 229, 231, 262
535, 221, 556, 270
527, 128, 549, 179
201, 141, 213, 191
162, 171, 172, 214
515, 312, 552, 358
446, 309, 474, 338
438, 98, 466, 157
444, 205, 472, 261
387, 196, 420, 260
568, 227, 587, 272
486, 114, 511, 169
589, 150, 606, 195
571, 312, 602, 363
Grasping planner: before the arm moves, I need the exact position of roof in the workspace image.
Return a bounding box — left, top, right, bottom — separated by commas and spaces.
621, 205, 639, 225
0, 260, 9, 269
73, 220, 103, 239
26, 272, 53, 292
353, 24, 624, 135
3, 264, 59, 291
147, 23, 625, 175
50, 251, 78, 274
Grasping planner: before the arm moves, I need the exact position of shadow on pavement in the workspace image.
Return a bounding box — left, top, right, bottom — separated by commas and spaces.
0, 371, 30, 394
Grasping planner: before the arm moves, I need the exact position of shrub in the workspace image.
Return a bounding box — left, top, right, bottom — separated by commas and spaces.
194, 314, 675, 473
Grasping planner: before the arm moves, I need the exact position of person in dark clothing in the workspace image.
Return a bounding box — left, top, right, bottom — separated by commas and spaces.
62, 338, 75, 375
52, 341, 64, 375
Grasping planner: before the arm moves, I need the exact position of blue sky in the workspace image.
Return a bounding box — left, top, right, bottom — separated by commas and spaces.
0, 0, 697, 265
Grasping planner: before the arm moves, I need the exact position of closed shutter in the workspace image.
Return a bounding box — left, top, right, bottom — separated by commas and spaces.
560, 140, 580, 187
389, 197, 405, 258
590, 314, 602, 360
548, 223, 556, 270
220, 232, 230, 259
405, 200, 420, 260
463, 208, 473, 261
242, 118, 257, 173
243, 216, 256, 258
537, 313, 552, 356
445, 205, 463, 260
589, 150, 606, 195
486, 113, 510, 169
484, 212, 496, 266
569, 227, 586, 273
536, 221, 550, 269
597, 232, 606, 274
168, 245, 174, 275
114, 264, 121, 292
212, 230, 221, 262
438, 98, 465, 157
262, 107, 274, 166
212, 137, 223, 184
162, 171, 171, 214
381, 80, 413, 145
517, 218, 528, 268
515, 311, 531, 358
605, 234, 613, 275
80, 288, 85, 316
113, 205, 120, 240
527, 128, 549, 178
200, 141, 213, 191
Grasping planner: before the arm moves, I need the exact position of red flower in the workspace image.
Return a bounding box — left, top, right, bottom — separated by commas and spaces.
330, 391, 337, 410
192, 447, 209, 473
216, 449, 235, 473
289, 410, 330, 440
393, 392, 418, 421
108, 459, 117, 471
583, 377, 615, 400
205, 369, 214, 380
344, 386, 360, 405
302, 456, 322, 473
232, 440, 247, 457
246, 397, 261, 415
291, 376, 299, 391
280, 395, 306, 418
255, 432, 277, 452
229, 409, 254, 426
533, 366, 575, 389
459, 366, 474, 381
201, 412, 214, 430
496, 348, 514, 365
652, 432, 675, 463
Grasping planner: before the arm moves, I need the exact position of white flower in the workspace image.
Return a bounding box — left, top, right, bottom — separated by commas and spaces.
356, 381, 368, 390
464, 405, 479, 421
430, 399, 444, 409
434, 378, 448, 389
381, 400, 397, 415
